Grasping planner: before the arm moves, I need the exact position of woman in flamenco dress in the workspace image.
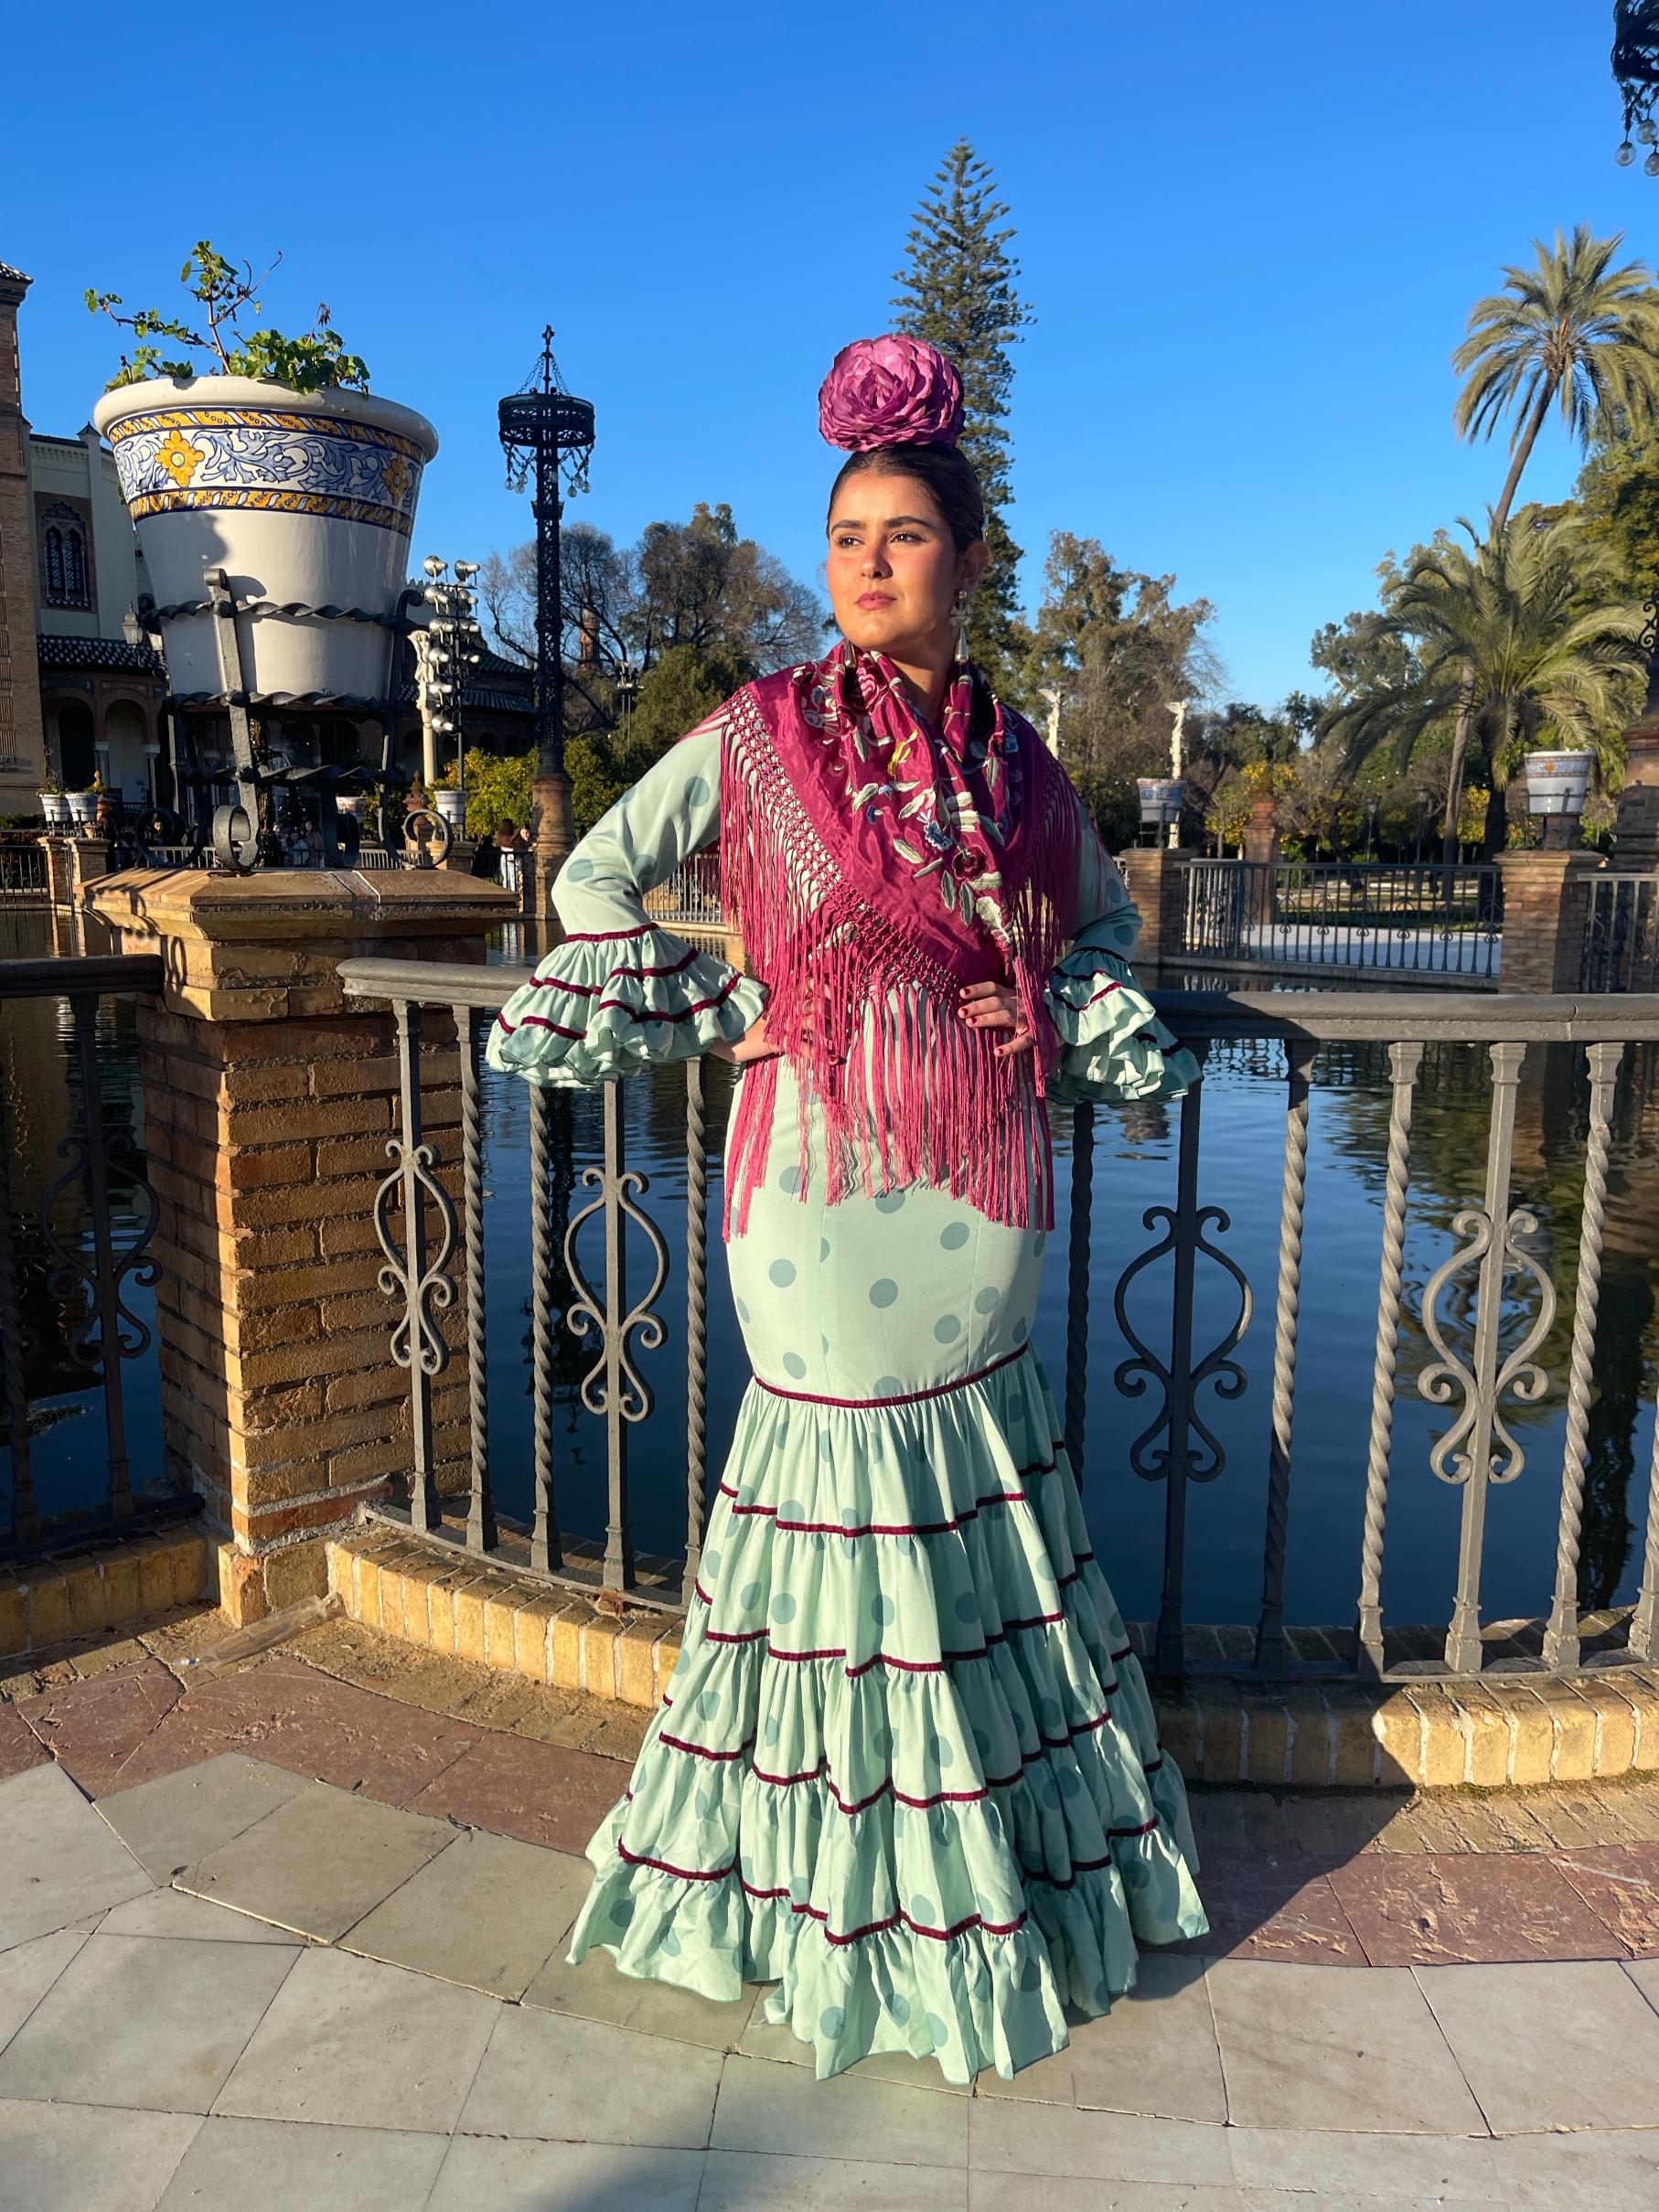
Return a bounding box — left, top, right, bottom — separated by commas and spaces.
487, 336, 1208, 2084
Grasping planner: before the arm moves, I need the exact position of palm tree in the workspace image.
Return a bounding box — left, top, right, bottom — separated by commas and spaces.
1440, 227, 1659, 850
1324, 508, 1648, 826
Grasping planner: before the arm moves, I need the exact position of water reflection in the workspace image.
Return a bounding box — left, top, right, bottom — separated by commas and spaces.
5, 905, 1654, 1638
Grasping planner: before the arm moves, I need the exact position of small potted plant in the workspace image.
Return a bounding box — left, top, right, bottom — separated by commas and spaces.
87, 244, 437, 707
37, 775, 69, 830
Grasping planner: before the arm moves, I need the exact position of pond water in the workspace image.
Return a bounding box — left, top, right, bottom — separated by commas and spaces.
5, 905, 1657, 1634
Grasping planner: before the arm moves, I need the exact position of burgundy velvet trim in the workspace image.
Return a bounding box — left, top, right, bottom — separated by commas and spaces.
714, 1442, 1061, 1539
734, 1878, 1028, 1947
498, 971, 741, 1038
753, 1343, 1030, 1410
559, 925, 657, 942
1071, 982, 1125, 1010
529, 947, 701, 993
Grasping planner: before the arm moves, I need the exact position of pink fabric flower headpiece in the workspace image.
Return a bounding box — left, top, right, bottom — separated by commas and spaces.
817, 335, 965, 453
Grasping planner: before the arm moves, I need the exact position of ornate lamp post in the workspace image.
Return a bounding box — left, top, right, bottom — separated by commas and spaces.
413, 555, 482, 826
498, 327, 595, 913
1613, 3, 1659, 168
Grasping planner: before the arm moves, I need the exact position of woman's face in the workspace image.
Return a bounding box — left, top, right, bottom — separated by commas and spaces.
825, 471, 984, 661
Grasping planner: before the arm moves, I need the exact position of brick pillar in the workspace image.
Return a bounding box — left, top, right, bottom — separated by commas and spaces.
1614, 721, 1659, 863
86, 867, 517, 1623
1495, 850, 1605, 994
530, 770, 574, 917
1116, 847, 1191, 968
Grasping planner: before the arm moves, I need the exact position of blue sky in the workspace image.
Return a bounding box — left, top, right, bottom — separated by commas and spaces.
5, 2, 1646, 706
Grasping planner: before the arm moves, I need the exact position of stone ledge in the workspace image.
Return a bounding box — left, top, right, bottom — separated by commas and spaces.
325, 1522, 1659, 1789
0, 1525, 210, 1655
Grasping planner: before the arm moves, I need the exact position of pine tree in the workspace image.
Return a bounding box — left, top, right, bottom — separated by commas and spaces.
892, 140, 1034, 697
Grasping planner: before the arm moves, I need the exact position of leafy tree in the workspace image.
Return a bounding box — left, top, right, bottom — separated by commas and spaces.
892, 140, 1035, 694
1574, 413, 1659, 608
1023, 529, 1216, 845
1322, 508, 1648, 817
1446, 227, 1659, 850
564, 644, 748, 839
457, 746, 534, 841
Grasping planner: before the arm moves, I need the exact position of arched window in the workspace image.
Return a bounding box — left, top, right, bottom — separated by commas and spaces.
66, 529, 89, 606
44, 528, 65, 602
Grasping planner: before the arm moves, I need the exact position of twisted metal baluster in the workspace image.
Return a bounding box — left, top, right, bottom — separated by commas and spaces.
454, 1003, 495, 1555
1543, 1042, 1623, 1671
1257, 1038, 1315, 1674
0, 1077, 36, 1544
1355, 1041, 1424, 1676
1064, 1100, 1096, 1480
1632, 1405, 1659, 1659
682, 1057, 711, 1608
528, 1083, 563, 1573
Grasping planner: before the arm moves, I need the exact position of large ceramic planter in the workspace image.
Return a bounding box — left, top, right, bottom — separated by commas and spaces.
67, 791, 98, 829
1522, 750, 1593, 819
91, 375, 438, 704
38, 792, 69, 829
433, 788, 466, 830
1137, 776, 1184, 831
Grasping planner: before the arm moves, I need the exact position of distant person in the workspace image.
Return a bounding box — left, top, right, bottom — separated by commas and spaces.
471, 817, 528, 895
487, 337, 1204, 2086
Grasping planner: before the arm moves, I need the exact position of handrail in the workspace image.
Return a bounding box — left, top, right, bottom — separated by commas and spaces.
0, 955, 166, 999
337, 956, 1659, 1043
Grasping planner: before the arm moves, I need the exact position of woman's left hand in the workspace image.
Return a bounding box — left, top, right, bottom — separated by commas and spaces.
958, 979, 1035, 1058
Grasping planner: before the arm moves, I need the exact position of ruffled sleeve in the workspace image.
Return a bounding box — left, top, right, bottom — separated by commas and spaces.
487, 712, 765, 1089
1042, 803, 1200, 1107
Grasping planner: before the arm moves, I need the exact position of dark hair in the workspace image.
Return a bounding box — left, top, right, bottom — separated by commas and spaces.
827, 443, 984, 552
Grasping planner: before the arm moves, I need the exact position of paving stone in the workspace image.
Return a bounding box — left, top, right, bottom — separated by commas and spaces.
1416, 1960, 1659, 2132
0, 1699, 47, 1780
214, 1944, 498, 2132
528, 1937, 762, 2052
0, 1761, 152, 1950
177, 1779, 455, 1940
1161, 1849, 1365, 1965
1207, 1959, 1486, 2134
968, 2182, 1239, 2212
971, 1953, 1226, 2121
428, 2135, 706, 2211
736, 2008, 968, 2093
154, 2114, 448, 2212
1327, 1850, 1629, 1966
97, 1752, 312, 1881
1277, 1793, 1409, 1861
1183, 1793, 1300, 1856
402, 1726, 626, 1852
460, 2001, 722, 2148
1549, 1843, 1659, 1956
99, 1887, 306, 1945
0, 1930, 296, 2114
10, 1655, 183, 1794
968, 2098, 1233, 2182
0, 1927, 88, 2056
106, 1651, 480, 1801
714, 2050, 967, 2166
704, 2148, 969, 2208
1224, 2126, 1504, 2200
1489, 2125, 1659, 2209
1629, 1954, 1659, 2014
0, 2098, 200, 2212
343, 1826, 592, 1998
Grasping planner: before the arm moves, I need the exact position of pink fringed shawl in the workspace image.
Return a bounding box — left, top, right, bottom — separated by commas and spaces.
717, 643, 1079, 1238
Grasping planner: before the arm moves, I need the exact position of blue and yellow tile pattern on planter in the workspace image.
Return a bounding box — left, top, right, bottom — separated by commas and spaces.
105, 406, 425, 536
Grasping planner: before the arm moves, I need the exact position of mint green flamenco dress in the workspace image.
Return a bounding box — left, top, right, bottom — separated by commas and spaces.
486, 710, 1208, 2086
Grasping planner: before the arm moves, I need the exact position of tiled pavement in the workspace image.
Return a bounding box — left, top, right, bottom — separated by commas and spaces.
1, 1632, 1657, 2208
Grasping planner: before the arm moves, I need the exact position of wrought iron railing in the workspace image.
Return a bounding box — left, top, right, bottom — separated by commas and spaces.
0, 846, 48, 901
0, 955, 195, 1564
339, 957, 1659, 1683
644, 853, 725, 930
1582, 871, 1659, 992
1183, 859, 1504, 981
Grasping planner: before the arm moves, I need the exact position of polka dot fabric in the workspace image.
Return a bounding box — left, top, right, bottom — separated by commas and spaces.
564, 1061, 1208, 2085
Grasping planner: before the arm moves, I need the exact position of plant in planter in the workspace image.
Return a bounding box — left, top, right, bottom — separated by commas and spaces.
36, 774, 70, 830
87, 243, 437, 707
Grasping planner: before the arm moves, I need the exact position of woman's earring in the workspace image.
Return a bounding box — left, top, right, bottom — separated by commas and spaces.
953, 591, 970, 661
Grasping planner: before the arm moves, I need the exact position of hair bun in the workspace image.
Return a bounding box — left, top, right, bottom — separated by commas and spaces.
818, 335, 965, 453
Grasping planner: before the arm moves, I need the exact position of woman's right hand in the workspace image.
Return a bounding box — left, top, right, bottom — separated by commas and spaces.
709, 1012, 781, 1066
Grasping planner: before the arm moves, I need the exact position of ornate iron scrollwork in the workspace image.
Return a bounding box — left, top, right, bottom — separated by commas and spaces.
1113, 1199, 1252, 1484
372, 1134, 457, 1378
1418, 1203, 1556, 1488
40, 1129, 159, 1367
562, 1154, 669, 1424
